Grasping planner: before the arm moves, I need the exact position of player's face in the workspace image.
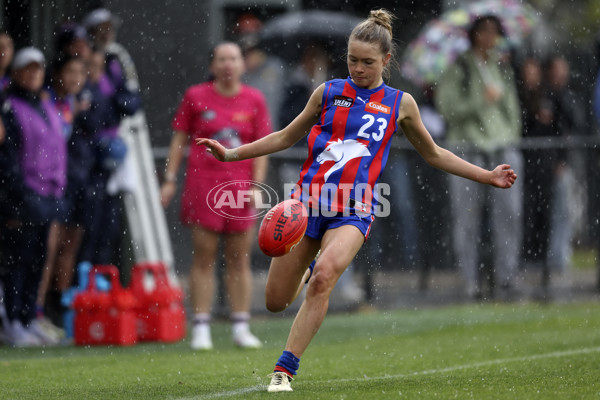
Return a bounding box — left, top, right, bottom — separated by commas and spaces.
347, 39, 390, 89
210, 43, 245, 84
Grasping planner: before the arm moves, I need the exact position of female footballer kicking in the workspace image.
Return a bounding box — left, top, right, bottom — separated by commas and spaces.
197, 8, 517, 393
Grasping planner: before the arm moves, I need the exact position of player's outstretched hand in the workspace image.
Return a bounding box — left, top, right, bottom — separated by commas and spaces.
195, 138, 233, 162
490, 164, 517, 188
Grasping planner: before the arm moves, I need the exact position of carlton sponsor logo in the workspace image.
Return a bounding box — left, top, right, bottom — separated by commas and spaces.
366, 101, 390, 114
333, 95, 354, 108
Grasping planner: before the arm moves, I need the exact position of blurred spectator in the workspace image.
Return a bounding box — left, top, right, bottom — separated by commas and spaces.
83, 7, 139, 91
518, 56, 555, 297
54, 22, 91, 60
278, 43, 329, 186
0, 30, 13, 341
411, 85, 451, 290
0, 30, 13, 145
0, 47, 66, 346
0, 30, 13, 94
544, 56, 583, 278
160, 42, 269, 350
35, 54, 90, 335
236, 13, 286, 131
520, 54, 583, 299
277, 42, 327, 225
81, 7, 145, 271
77, 48, 140, 266
369, 150, 419, 271
545, 56, 584, 139
279, 44, 329, 130
0, 30, 14, 216
435, 16, 523, 300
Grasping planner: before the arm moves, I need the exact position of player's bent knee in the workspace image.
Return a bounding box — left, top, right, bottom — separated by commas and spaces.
265, 297, 289, 313
265, 287, 292, 313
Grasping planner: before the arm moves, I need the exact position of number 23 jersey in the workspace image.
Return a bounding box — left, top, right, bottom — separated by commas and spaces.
293, 77, 404, 216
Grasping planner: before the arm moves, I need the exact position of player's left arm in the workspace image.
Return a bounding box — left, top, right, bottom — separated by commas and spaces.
398, 93, 517, 189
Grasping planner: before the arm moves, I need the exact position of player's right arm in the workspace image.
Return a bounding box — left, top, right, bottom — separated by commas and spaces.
197, 84, 324, 161
399, 93, 516, 189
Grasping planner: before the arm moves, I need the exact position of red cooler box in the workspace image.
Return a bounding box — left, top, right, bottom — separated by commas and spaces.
73, 265, 138, 346
130, 262, 186, 342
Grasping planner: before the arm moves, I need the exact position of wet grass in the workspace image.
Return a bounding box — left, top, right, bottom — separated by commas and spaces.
1, 302, 599, 399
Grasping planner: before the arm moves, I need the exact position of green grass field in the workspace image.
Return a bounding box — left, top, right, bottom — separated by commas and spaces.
1, 302, 599, 399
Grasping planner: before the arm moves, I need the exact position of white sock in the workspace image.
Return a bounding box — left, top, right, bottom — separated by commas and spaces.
231, 312, 250, 335
193, 313, 211, 326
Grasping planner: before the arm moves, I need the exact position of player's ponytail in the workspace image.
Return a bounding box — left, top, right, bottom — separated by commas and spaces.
349, 8, 397, 80
368, 9, 394, 39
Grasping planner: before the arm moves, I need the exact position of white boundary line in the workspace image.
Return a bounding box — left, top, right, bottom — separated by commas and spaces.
172, 346, 600, 400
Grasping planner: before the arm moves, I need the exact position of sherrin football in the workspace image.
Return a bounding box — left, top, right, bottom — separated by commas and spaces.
258, 199, 308, 257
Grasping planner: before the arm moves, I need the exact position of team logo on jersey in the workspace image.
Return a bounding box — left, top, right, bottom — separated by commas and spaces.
316, 139, 371, 181
333, 95, 354, 108
201, 110, 216, 120
365, 101, 390, 114
212, 127, 242, 149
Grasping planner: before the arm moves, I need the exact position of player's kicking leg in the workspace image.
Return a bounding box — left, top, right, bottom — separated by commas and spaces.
264, 235, 320, 313
268, 225, 365, 392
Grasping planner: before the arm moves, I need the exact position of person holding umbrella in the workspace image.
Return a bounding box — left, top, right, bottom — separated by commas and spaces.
198, 9, 517, 392
435, 15, 523, 301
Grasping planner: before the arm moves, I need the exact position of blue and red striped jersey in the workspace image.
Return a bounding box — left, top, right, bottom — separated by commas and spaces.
291, 77, 404, 216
